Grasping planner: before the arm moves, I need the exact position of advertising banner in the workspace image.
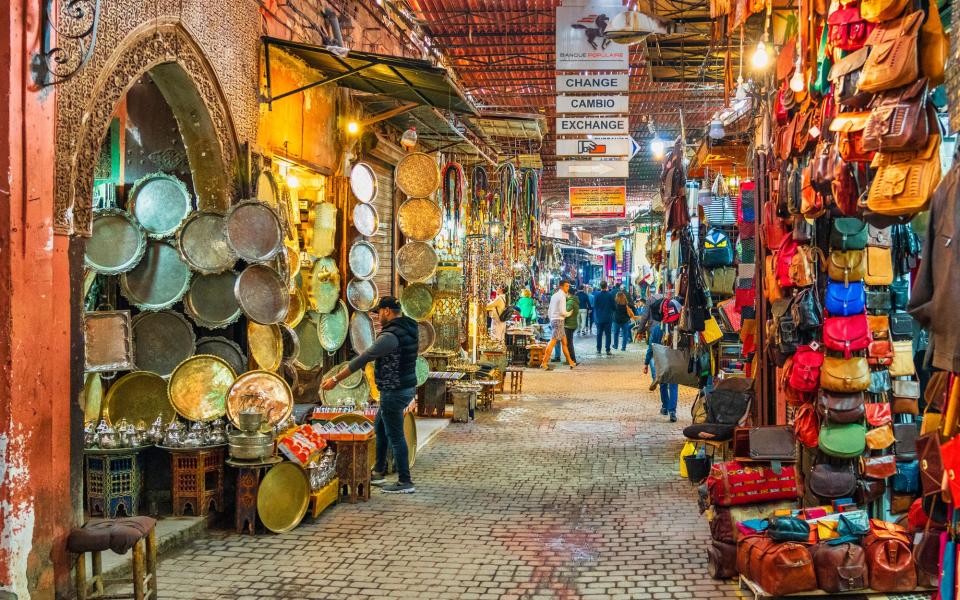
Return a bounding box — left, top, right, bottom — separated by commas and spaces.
556, 2, 631, 71
569, 186, 627, 218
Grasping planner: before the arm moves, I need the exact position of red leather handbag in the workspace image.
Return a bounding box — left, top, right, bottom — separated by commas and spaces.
789, 345, 825, 392
831, 160, 861, 217
827, 4, 875, 51
794, 403, 821, 448
823, 314, 872, 358
867, 339, 894, 365
775, 235, 800, 288
865, 402, 892, 426
763, 200, 790, 250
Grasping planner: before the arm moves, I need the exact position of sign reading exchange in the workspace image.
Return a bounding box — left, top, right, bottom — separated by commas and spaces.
556, 117, 629, 135
569, 186, 627, 218
556, 2, 630, 71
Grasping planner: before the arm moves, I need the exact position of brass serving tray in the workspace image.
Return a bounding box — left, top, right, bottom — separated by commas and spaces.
128, 172, 192, 238
247, 322, 283, 372
84, 310, 136, 373
396, 241, 438, 282
224, 200, 283, 263
418, 321, 436, 355
293, 312, 324, 370
104, 371, 176, 426
350, 162, 378, 203
324, 362, 365, 390
167, 354, 236, 422
346, 278, 379, 311
395, 152, 440, 198
320, 364, 370, 406
119, 241, 192, 311
308, 257, 340, 314
85, 209, 147, 275
284, 287, 307, 328
400, 283, 435, 322
311, 202, 337, 258
398, 198, 443, 241
318, 300, 349, 353
226, 370, 293, 428
349, 311, 377, 355
235, 264, 289, 325
131, 310, 195, 376
257, 462, 310, 533
184, 271, 241, 329
352, 203, 379, 237
82, 373, 103, 423
348, 240, 379, 280
195, 336, 246, 375
416, 356, 429, 387
404, 411, 418, 467
176, 210, 236, 274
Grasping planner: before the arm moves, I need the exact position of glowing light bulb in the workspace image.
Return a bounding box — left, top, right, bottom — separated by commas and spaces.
346, 120, 360, 135
751, 41, 769, 70
708, 118, 725, 140
728, 175, 740, 187
789, 66, 805, 93
286, 175, 300, 189
650, 138, 665, 158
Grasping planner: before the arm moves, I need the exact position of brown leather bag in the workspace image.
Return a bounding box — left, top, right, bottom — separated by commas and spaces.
793, 104, 815, 155
830, 47, 872, 108
827, 250, 866, 284
865, 246, 894, 286
859, 11, 924, 93
830, 112, 875, 163
864, 527, 917, 592
756, 542, 817, 596
790, 246, 824, 287
914, 528, 942, 587
811, 542, 868, 593
740, 535, 773, 580
863, 79, 931, 152
867, 134, 942, 217
707, 539, 738, 579
820, 356, 871, 393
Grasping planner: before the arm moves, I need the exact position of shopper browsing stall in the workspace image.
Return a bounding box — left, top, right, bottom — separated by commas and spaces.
516, 288, 536, 326
552, 289, 579, 364
485, 286, 508, 342
612, 292, 638, 351
576, 286, 591, 335
540, 280, 577, 370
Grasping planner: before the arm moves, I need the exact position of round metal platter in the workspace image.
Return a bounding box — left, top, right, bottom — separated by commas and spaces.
128, 173, 192, 238
119, 240, 192, 310
247, 322, 283, 372
349, 311, 377, 355
235, 264, 289, 325
404, 412, 418, 467
195, 336, 246, 375
318, 300, 349, 353
395, 152, 441, 198
416, 356, 429, 386
279, 323, 300, 363
255, 170, 278, 206
352, 203, 379, 237
350, 162, 378, 203
184, 271, 241, 329
167, 355, 236, 422
320, 364, 369, 406
418, 321, 436, 355
82, 373, 103, 423
131, 310, 196, 376
176, 211, 236, 274
293, 312, 324, 370
311, 202, 337, 258
284, 288, 307, 328
398, 198, 443, 241
396, 241, 438, 282
348, 240, 379, 280
309, 257, 340, 314
325, 362, 365, 390
257, 462, 309, 533
85, 209, 147, 275
226, 370, 293, 428
400, 283, 435, 322
104, 371, 176, 426
346, 278, 379, 311
224, 200, 283, 263
284, 244, 301, 283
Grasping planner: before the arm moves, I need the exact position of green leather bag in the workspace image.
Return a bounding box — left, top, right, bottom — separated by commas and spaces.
819, 421, 867, 458
830, 218, 868, 250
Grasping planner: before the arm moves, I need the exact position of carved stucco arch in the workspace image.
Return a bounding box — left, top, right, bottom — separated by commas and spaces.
57, 18, 240, 236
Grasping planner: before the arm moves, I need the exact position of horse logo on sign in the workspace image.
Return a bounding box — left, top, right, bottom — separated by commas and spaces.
571, 14, 612, 50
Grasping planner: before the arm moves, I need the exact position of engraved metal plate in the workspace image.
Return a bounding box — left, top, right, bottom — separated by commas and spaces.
195, 336, 247, 375
131, 310, 196, 376
119, 241, 192, 310
349, 311, 377, 355
398, 198, 442, 241
308, 257, 340, 314
83, 310, 135, 372
226, 370, 293, 428
167, 355, 237, 422
318, 300, 349, 353
350, 162, 378, 203
85, 209, 147, 275
128, 172, 192, 238
400, 283, 435, 322
352, 202, 379, 237
247, 322, 283, 372
325, 362, 364, 390
284, 288, 307, 328
224, 200, 283, 263
418, 321, 436, 355
348, 240, 379, 280
82, 373, 103, 423
416, 356, 429, 386
320, 363, 370, 406
176, 210, 236, 274
184, 271, 241, 329
395, 152, 440, 198
293, 312, 324, 370
257, 462, 309, 533
396, 241, 438, 282
311, 202, 337, 258
235, 264, 289, 325
346, 278, 379, 311
104, 371, 176, 426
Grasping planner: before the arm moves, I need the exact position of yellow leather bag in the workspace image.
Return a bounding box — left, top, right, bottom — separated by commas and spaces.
859, 11, 924, 93
702, 316, 723, 345
866, 424, 896, 449
864, 246, 894, 285
861, 0, 909, 22
889, 340, 916, 377
920, 0, 948, 86
821, 356, 871, 393
827, 250, 866, 284
867, 134, 942, 217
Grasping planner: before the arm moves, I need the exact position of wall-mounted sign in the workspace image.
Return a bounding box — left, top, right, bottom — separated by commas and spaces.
556, 117, 629, 135
569, 186, 627, 218
556, 95, 628, 114
556, 2, 631, 71
556, 74, 629, 92
557, 160, 630, 178
556, 136, 633, 157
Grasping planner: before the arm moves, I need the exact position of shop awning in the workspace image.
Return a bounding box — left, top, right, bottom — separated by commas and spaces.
262, 37, 478, 115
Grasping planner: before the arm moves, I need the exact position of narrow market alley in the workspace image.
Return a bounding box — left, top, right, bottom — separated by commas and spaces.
154, 337, 738, 600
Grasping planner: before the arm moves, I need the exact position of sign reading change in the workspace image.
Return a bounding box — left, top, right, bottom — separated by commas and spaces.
569, 186, 627, 218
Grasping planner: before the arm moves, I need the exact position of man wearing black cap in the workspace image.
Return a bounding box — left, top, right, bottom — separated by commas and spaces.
321, 296, 419, 494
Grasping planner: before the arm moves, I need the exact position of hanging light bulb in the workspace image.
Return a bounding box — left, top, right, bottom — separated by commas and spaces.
650, 138, 665, 159
789, 62, 805, 93
734, 77, 747, 101
751, 40, 769, 70
708, 118, 725, 140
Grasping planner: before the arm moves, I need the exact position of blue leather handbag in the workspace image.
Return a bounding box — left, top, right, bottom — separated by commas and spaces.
891, 460, 920, 494
825, 279, 866, 316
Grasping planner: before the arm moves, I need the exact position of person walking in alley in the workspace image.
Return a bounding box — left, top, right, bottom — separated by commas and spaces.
516, 288, 536, 326
552, 287, 580, 363
485, 286, 507, 342
541, 280, 577, 370
592, 281, 616, 355
612, 291, 638, 351
575, 286, 591, 335
643, 318, 679, 422
321, 297, 418, 493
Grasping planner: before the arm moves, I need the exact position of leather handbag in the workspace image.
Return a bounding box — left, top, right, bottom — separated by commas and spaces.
867, 314, 890, 339
859, 11, 924, 93
829, 112, 876, 163
868, 134, 942, 217
755, 542, 817, 596
863, 525, 917, 592
821, 422, 867, 457
738, 534, 770, 580
705, 377, 754, 425
809, 463, 858, 498
829, 47, 872, 108
811, 542, 867, 593
864, 246, 894, 285
916, 432, 943, 496
793, 403, 820, 448
889, 340, 915, 376
706, 266, 736, 296
820, 356, 870, 393
788, 345, 824, 392
810, 142, 836, 194
863, 79, 931, 152
792, 106, 815, 155
894, 422, 918, 460
828, 5, 875, 51
892, 379, 920, 415
709, 507, 735, 543
867, 224, 893, 248
763, 199, 790, 250
865, 402, 892, 426
868, 339, 894, 365
861, 0, 910, 22
827, 250, 866, 284
925, 371, 950, 413
866, 288, 892, 313
891, 460, 920, 492
866, 423, 896, 449
889, 312, 913, 340
823, 314, 872, 358
790, 246, 824, 288
830, 218, 868, 250
707, 539, 738, 579
914, 528, 942, 588
832, 159, 861, 216
825, 280, 866, 315
800, 165, 826, 219
748, 426, 797, 463
862, 454, 898, 478
858, 478, 886, 504
817, 391, 866, 423
890, 278, 910, 310
707, 461, 801, 506
791, 287, 823, 331
650, 343, 700, 388
768, 516, 811, 542
869, 369, 892, 393
919, 0, 947, 86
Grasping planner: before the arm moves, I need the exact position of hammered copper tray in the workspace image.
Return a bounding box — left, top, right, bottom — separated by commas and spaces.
352, 203, 379, 237
224, 200, 283, 263
257, 462, 309, 533
318, 300, 348, 353
395, 152, 440, 198
396, 241, 438, 282
84, 310, 136, 372
346, 278, 379, 311
128, 172, 192, 238
348, 240, 379, 280
195, 336, 246, 375
418, 320, 436, 355
104, 371, 176, 426
119, 241, 192, 311
349, 311, 376, 355
184, 271, 241, 329
279, 323, 300, 363
82, 373, 103, 423
284, 287, 307, 328
176, 210, 236, 274
131, 310, 196, 376
293, 312, 324, 370
85, 209, 147, 275
247, 322, 283, 372
350, 162, 378, 203
311, 202, 337, 258
398, 198, 442, 241
400, 283, 435, 322
235, 264, 289, 325
226, 370, 293, 428
308, 257, 340, 314
167, 354, 236, 422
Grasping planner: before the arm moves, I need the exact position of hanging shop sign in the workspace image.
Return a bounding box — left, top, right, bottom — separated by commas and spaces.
556, 117, 629, 135
556, 136, 633, 157
569, 186, 627, 218
557, 160, 630, 178
556, 73, 628, 92
556, 95, 629, 114
556, 2, 631, 71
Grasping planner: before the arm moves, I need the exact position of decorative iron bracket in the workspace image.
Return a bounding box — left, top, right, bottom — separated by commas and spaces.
35, 0, 101, 87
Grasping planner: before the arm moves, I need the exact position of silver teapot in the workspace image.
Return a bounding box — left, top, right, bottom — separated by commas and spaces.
83, 421, 98, 449
163, 420, 185, 447
181, 421, 205, 448
98, 421, 119, 449
145, 415, 164, 444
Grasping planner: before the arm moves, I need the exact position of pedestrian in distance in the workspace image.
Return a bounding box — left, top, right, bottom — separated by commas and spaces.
611, 291, 639, 351
592, 281, 616, 355
541, 280, 577, 370
643, 319, 679, 422
575, 286, 591, 336
552, 287, 580, 363
485, 286, 507, 342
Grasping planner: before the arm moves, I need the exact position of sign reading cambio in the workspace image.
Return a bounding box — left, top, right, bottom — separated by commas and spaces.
556, 2, 631, 71
556, 95, 628, 114
556, 74, 629, 92
556, 117, 628, 135
569, 186, 627, 218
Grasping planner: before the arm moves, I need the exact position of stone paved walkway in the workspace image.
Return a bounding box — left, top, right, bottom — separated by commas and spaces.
154, 336, 742, 599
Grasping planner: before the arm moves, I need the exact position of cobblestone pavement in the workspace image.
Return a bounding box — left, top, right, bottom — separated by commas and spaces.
153, 336, 744, 600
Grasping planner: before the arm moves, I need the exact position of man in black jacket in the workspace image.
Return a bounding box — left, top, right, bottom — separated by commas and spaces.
321, 297, 418, 494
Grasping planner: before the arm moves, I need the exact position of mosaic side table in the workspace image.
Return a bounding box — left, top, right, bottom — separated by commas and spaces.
84, 447, 144, 518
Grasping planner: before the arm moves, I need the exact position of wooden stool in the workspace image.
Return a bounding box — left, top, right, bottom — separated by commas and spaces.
507, 367, 524, 394
226, 459, 278, 534
335, 438, 373, 503
67, 517, 157, 600
527, 344, 546, 367
476, 380, 497, 411
168, 447, 225, 517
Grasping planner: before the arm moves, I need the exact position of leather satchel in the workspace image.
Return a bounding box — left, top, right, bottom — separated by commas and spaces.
862, 454, 898, 479
827, 250, 866, 284
810, 142, 836, 194
809, 463, 857, 498
857, 478, 886, 504
867, 314, 890, 339
894, 422, 918, 461
829, 112, 876, 163
914, 529, 942, 588
867, 224, 893, 248
821, 422, 867, 457
748, 426, 797, 462
768, 516, 810, 542
820, 356, 870, 393
916, 432, 944, 496
866, 423, 896, 449
756, 542, 817, 596
817, 391, 866, 423
812, 542, 867, 593
788, 345, 824, 392
889, 312, 913, 340
830, 217, 868, 250
889, 339, 916, 376
827, 5, 874, 51
650, 343, 700, 388
859, 11, 924, 94
867, 339, 894, 366
864, 246, 894, 285
865, 402, 892, 426
863, 526, 917, 592
829, 47, 872, 108
892, 379, 920, 415
791, 287, 823, 330
868, 134, 941, 217
790, 246, 824, 288
832, 159, 861, 216
919, 0, 947, 86
863, 79, 931, 152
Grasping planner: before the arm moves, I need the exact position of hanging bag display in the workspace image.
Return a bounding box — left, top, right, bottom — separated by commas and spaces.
867, 134, 942, 217
703, 228, 735, 267
821, 356, 871, 392
864, 246, 895, 285
829, 47, 872, 108
866, 423, 896, 449
825, 280, 866, 315
827, 5, 874, 52
827, 250, 867, 284
829, 112, 876, 163
809, 463, 858, 499
788, 345, 825, 392
889, 339, 916, 376
863, 79, 932, 152
892, 379, 921, 415
889, 312, 913, 340
867, 338, 895, 365
859, 11, 924, 93
919, 0, 948, 85
865, 402, 893, 426
862, 453, 898, 478
830, 218, 869, 250
790, 246, 824, 287
820, 421, 868, 457
817, 391, 867, 423
823, 314, 872, 358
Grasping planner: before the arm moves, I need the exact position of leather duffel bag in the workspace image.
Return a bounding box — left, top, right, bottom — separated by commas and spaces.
737, 534, 770, 580
863, 524, 917, 592
811, 541, 868, 593
707, 539, 738, 579
756, 542, 818, 596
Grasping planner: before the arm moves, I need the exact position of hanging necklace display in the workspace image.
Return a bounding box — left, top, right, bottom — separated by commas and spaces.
317, 300, 349, 352
167, 354, 236, 422
396, 241, 438, 282
128, 172, 192, 238
131, 310, 196, 376
235, 264, 289, 325
395, 152, 441, 198
104, 371, 177, 426
247, 322, 283, 372
184, 271, 242, 329
348, 240, 379, 280
308, 256, 340, 313
346, 278, 379, 311
398, 198, 443, 241
195, 336, 247, 375
176, 211, 237, 274
85, 209, 147, 275
119, 240, 192, 311
349, 311, 377, 355
350, 162, 378, 203
352, 202, 380, 237
224, 200, 284, 263
400, 282, 435, 321
310, 202, 337, 258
